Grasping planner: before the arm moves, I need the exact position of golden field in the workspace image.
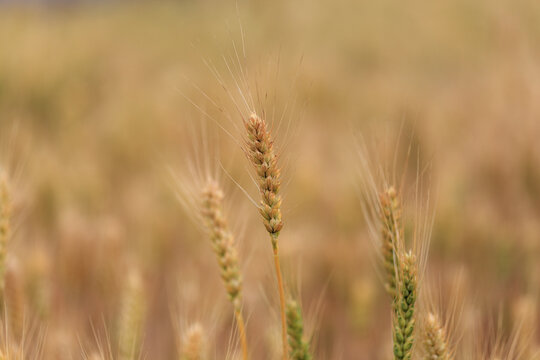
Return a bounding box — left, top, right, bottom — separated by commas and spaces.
0, 0, 539, 358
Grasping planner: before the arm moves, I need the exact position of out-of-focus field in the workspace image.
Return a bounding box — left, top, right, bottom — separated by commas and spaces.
0, 0, 539, 358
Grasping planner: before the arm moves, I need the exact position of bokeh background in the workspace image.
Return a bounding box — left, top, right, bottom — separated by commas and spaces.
0, 0, 539, 358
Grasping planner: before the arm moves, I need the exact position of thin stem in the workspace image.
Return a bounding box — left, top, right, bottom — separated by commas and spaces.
272, 239, 288, 360
234, 310, 249, 360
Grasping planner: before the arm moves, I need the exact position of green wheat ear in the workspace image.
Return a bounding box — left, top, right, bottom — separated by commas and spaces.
286, 299, 312, 360
393, 252, 417, 360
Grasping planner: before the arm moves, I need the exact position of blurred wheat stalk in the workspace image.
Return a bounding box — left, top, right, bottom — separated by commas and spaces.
0, 171, 10, 298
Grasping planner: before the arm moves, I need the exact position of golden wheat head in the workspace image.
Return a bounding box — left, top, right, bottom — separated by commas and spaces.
243, 113, 283, 246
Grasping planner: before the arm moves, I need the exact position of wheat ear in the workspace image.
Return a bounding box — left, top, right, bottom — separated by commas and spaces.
423, 312, 451, 360
0, 172, 10, 300
117, 270, 146, 360
380, 186, 402, 299
286, 300, 311, 360
243, 112, 288, 360
181, 323, 206, 360
393, 252, 418, 360
200, 181, 248, 359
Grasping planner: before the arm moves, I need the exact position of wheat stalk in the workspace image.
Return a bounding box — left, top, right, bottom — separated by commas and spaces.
423, 312, 451, 360
117, 269, 146, 360
181, 323, 206, 360
286, 299, 311, 360
200, 180, 248, 360
243, 112, 288, 360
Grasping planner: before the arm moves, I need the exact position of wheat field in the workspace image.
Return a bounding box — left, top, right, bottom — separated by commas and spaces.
0, 0, 539, 359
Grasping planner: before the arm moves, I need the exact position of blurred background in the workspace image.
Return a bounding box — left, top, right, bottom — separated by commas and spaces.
0, 0, 539, 358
